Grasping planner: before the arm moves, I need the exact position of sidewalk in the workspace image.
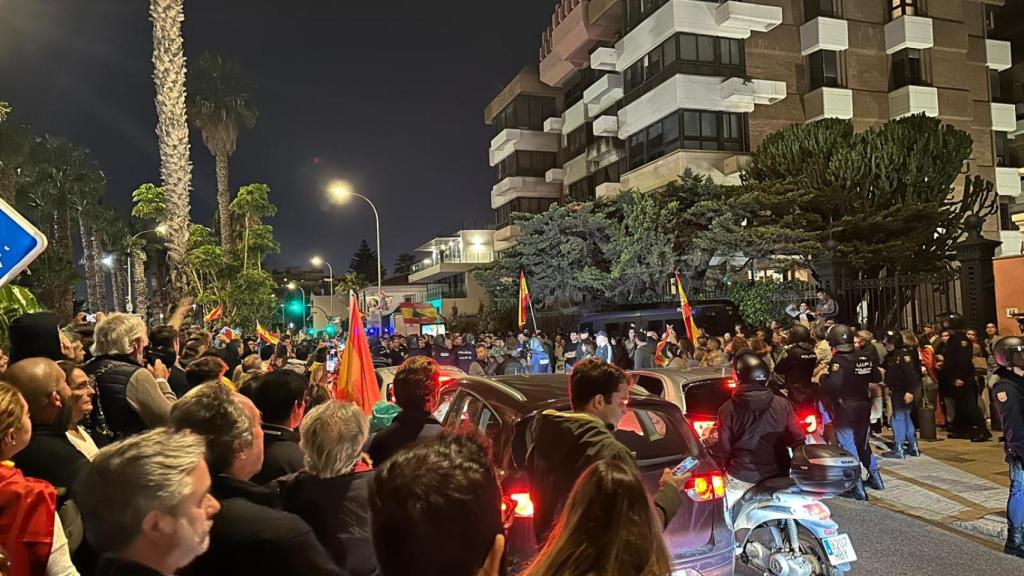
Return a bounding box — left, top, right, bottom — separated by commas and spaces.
867, 429, 1011, 547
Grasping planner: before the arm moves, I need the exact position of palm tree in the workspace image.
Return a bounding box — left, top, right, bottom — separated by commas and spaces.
0, 122, 31, 205
149, 0, 193, 298
0, 101, 10, 123
187, 52, 257, 252
71, 183, 107, 312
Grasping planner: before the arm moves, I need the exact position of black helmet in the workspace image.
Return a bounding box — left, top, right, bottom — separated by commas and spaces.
992, 336, 1024, 369
464, 333, 476, 346
788, 324, 810, 345
407, 335, 420, 349
938, 312, 964, 331
882, 329, 904, 349
733, 351, 771, 387
827, 324, 855, 352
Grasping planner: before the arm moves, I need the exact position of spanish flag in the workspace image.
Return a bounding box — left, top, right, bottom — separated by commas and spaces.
336, 291, 381, 415
203, 305, 224, 324
518, 271, 530, 330
256, 322, 279, 346
674, 272, 700, 347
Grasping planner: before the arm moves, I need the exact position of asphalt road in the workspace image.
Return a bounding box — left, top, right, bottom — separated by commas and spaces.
735, 498, 1023, 575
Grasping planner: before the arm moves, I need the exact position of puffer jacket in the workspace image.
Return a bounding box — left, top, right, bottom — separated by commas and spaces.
713, 385, 806, 484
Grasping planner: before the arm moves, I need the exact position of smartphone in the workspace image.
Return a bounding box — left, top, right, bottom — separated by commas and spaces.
672, 456, 700, 477
84, 313, 97, 323
325, 356, 338, 373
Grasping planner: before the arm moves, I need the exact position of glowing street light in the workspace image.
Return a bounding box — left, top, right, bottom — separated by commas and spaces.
325, 179, 382, 314
310, 255, 335, 322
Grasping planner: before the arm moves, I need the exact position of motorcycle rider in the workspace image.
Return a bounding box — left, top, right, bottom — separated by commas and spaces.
773, 324, 819, 414
880, 330, 923, 459
821, 324, 884, 500
991, 336, 1024, 558
714, 351, 807, 511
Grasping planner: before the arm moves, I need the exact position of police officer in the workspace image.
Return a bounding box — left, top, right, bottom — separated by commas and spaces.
990, 335, 1024, 558
774, 324, 819, 413
938, 312, 991, 442
430, 334, 454, 367
454, 333, 476, 373
880, 330, 922, 459
821, 324, 884, 500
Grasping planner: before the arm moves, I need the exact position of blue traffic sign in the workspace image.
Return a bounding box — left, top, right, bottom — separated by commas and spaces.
0, 198, 48, 288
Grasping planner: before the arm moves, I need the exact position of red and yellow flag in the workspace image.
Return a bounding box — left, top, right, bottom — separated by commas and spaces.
203, 305, 224, 324
518, 271, 530, 330
336, 291, 381, 415
674, 273, 700, 347
256, 322, 279, 346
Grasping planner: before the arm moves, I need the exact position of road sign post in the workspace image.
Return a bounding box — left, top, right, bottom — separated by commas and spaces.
0, 198, 48, 289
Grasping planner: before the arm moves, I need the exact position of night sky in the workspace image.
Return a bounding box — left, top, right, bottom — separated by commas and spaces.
0, 0, 552, 272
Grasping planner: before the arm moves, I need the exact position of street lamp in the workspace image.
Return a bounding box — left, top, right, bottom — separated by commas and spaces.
310, 255, 335, 322
286, 281, 307, 332
327, 180, 382, 310
125, 225, 169, 314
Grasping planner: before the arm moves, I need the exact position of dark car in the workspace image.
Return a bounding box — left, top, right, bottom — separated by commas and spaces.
578, 300, 742, 342
433, 374, 734, 575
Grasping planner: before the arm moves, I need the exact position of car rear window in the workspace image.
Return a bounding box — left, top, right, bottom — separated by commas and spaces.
683, 378, 734, 418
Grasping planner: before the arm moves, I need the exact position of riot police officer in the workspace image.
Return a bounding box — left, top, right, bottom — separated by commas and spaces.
454, 333, 476, 373
990, 335, 1024, 558
938, 312, 991, 442
881, 330, 922, 459
821, 324, 884, 500
774, 324, 819, 413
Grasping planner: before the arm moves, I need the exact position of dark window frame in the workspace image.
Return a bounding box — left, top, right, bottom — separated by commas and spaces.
567, 177, 595, 203
891, 48, 924, 89
889, 0, 924, 20
493, 95, 557, 135
495, 196, 559, 228
627, 110, 749, 170
809, 50, 842, 89
804, 0, 841, 19
623, 32, 746, 105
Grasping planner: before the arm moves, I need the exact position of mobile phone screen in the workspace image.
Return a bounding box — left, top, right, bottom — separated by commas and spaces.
672, 456, 699, 477
325, 356, 338, 373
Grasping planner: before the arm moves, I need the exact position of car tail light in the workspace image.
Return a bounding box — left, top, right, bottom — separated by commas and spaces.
439, 376, 452, 383
801, 413, 818, 434
691, 419, 716, 440
502, 491, 534, 519
724, 378, 737, 389
685, 472, 726, 502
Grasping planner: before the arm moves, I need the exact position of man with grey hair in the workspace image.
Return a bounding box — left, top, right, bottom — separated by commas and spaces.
75, 428, 221, 576
277, 401, 376, 575
170, 383, 344, 576
84, 313, 176, 439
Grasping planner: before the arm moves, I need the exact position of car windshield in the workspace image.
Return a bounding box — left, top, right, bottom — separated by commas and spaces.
682, 378, 734, 418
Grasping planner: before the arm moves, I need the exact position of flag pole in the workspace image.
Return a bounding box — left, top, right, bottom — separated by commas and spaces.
528, 293, 539, 334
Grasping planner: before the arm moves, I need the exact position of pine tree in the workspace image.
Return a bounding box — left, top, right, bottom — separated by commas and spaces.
348, 239, 384, 284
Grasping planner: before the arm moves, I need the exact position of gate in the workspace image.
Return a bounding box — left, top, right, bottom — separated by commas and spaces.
836, 269, 962, 333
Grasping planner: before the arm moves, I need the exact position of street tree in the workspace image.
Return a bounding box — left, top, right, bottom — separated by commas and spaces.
348, 239, 383, 285
392, 252, 417, 276
229, 183, 276, 272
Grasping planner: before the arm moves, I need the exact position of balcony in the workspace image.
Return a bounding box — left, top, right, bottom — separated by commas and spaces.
992, 103, 1017, 133
490, 176, 561, 209
424, 285, 468, 302
720, 77, 788, 107
998, 230, 1023, 258
595, 181, 621, 199
494, 224, 521, 252
591, 47, 620, 71
543, 117, 564, 134
539, 0, 621, 87
985, 39, 1012, 72
804, 87, 854, 121
586, 136, 625, 167
583, 73, 624, 117
888, 85, 938, 119
545, 168, 565, 183
884, 15, 933, 54
489, 129, 560, 166
996, 167, 1022, 197
800, 17, 848, 56
409, 250, 494, 284
562, 100, 589, 134
593, 115, 619, 137
714, 1, 784, 32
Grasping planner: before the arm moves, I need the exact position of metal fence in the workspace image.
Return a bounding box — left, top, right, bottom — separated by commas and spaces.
836, 269, 962, 333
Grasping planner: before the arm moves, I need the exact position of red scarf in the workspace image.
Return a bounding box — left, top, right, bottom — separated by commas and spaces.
0, 463, 56, 576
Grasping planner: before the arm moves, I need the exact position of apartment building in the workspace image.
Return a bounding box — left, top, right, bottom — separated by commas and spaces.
992, 0, 1024, 254
486, 0, 1023, 251
407, 229, 496, 317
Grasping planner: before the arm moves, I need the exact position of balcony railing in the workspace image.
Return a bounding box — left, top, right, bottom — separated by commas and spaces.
424, 285, 469, 301
410, 251, 495, 273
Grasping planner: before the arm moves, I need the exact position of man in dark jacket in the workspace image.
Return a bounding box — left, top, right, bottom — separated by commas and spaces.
881, 330, 923, 459
774, 324, 819, 411
170, 384, 344, 576
632, 335, 658, 370
714, 351, 806, 510
246, 370, 307, 484
991, 336, 1024, 557
454, 334, 476, 373
367, 356, 445, 465
148, 325, 190, 399
939, 313, 991, 442
526, 358, 683, 542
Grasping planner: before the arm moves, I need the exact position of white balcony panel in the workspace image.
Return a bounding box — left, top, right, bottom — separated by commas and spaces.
490, 177, 561, 209
992, 103, 1018, 133
545, 168, 565, 183
800, 17, 849, 55
593, 115, 619, 137
888, 85, 938, 119
543, 116, 564, 134
590, 46, 620, 71
996, 167, 1023, 196
998, 230, 1023, 258
595, 182, 621, 199
584, 73, 624, 117
986, 39, 1012, 72
618, 74, 787, 138
804, 87, 854, 121
563, 153, 592, 185
562, 100, 588, 135
615, 0, 782, 72
884, 16, 934, 54
488, 129, 560, 166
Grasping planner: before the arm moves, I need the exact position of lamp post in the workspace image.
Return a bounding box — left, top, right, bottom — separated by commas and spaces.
310, 255, 335, 324
327, 180, 382, 313
125, 224, 168, 314
286, 282, 307, 332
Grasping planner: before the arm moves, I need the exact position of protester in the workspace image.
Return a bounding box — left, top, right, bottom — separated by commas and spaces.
816, 290, 838, 323
521, 459, 670, 576
699, 337, 725, 369
57, 361, 102, 461
369, 433, 505, 576
245, 370, 307, 485
278, 401, 376, 576
366, 356, 444, 465
880, 330, 923, 459
186, 356, 231, 391
7, 312, 67, 365
469, 343, 492, 376
0, 382, 79, 576
633, 335, 657, 370
148, 325, 189, 399
169, 384, 343, 575
785, 302, 816, 328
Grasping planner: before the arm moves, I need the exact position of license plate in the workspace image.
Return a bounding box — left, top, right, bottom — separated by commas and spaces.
821, 534, 857, 565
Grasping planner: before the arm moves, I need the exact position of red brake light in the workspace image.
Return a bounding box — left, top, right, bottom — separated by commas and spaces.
801, 413, 818, 434
685, 472, 726, 502
508, 492, 533, 518
691, 419, 716, 440
725, 378, 737, 389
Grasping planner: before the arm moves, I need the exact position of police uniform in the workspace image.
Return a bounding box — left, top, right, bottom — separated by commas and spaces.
774, 342, 818, 412
883, 345, 923, 457
822, 349, 882, 484
993, 368, 1024, 543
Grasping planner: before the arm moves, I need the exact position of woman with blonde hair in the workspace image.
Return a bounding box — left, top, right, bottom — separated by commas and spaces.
522, 459, 670, 576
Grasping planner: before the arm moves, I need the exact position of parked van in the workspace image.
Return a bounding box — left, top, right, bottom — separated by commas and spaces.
578, 299, 741, 339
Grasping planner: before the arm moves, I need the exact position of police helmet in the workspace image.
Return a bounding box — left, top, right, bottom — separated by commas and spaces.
992, 336, 1024, 369
827, 324, 856, 353
938, 312, 964, 331
788, 324, 810, 345
464, 333, 476, 346
881, 329, 904, 349
733, 351, 771, 387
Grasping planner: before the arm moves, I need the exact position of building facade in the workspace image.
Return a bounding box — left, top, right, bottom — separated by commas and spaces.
407, 229, 495, 317
486, 0, 1023, 252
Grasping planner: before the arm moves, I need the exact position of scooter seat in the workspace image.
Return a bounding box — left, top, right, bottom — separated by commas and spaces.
731, 476, 797, 525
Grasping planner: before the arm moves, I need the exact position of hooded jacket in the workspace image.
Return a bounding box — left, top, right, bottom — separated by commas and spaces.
526, 410, 681, 543
714, 385, 806, 484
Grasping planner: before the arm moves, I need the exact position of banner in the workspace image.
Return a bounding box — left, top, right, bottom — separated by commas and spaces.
518, 271, 530, 330
397, 302, 440, 325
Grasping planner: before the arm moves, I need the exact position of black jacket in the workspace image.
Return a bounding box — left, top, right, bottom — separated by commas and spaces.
454, 345, 475, 373
633, 344, 655, 370
938, 329, 974, 392
167, 364, 191, 399
95, 556, 165, 576
713, 386, 806, 484
12, 422, 88, 500
822, 350, 881, 403
526, 410, 681, 543
993, 368, 1024, 464
182, 474, 345, 576
252, 424, 304, 485
774, 342, 818, 406
883, 346, 923, 408
365, 410, 444, 466
277, 471, 377, 576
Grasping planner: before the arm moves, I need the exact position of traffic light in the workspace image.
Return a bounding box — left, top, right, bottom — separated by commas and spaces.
287, 299, 304, 315
325, 324, 337, 337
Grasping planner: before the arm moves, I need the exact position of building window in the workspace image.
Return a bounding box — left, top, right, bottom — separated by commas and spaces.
628, 110, 748, 169
999, 201, 1019, 231
889, 0, 921, 20
805, 0, 841, 19
985, 5, 997, 33
565, 124, 595, 159
624, 33, 745, 99
991, 69, 1003, 102
495, 151, 557, 181
495, 197, 558, 228
568, 177, 595, 203
995, 132, 1009, 166
493, 95, 556, 134
809, 50, 841, 89
594, 158, 627, 187
891, 48, 923, 89
625, 0, 671, 33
